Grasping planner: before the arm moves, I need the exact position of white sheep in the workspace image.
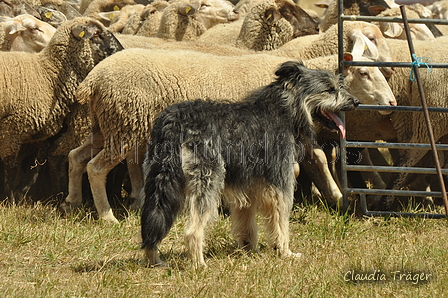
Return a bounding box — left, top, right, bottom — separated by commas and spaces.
373, 6, 436, 41
0, 17, 123, 203
372, 37, 448, 209
156, 0, 240, 40
0, 14, 56, 52
61, 47, 395, 223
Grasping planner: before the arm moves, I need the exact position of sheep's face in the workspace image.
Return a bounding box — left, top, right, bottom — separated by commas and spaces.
193, 0, 240, 29
71, 20, 124, 65
343, 54, 397, 114
4, 14, 57, 53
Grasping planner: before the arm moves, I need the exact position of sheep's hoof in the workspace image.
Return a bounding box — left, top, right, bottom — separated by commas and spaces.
99, 212, 120, 224
59, 201, 78, 216
129, 199, 142, 211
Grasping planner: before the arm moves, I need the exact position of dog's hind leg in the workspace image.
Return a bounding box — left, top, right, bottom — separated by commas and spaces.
225, 188, 259, 251
182, 148, 225, 267
258, 183, 301, 258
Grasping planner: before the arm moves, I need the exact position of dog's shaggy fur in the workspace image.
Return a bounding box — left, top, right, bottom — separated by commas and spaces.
141, 61, 359, 267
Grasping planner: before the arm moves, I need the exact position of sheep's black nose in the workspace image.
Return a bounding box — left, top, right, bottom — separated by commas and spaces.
353, 98, 360, 107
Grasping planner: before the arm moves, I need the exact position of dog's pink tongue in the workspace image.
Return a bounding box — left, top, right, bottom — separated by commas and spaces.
328, 112, 346, 139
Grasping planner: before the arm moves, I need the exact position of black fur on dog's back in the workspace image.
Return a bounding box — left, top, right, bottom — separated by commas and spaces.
141, 61, 359, 264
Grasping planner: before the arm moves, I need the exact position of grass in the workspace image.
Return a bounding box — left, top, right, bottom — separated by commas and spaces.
1, 200, 447, 297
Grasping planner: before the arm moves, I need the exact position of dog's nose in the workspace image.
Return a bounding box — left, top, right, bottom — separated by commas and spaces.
353, 98, 360, 107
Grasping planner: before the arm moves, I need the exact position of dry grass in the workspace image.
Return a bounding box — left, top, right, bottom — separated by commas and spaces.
1, 201, 447, 297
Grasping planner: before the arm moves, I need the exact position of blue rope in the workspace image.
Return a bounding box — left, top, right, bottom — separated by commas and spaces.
410, 54, 432, 81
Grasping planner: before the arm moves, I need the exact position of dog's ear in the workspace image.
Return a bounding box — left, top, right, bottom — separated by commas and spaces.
275, 61, 308, 80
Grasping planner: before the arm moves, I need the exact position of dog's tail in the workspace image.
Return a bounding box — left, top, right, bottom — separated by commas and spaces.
141, 125, 184, 253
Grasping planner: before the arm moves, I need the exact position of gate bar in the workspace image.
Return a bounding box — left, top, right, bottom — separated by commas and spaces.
340, 15, 448, 25
400, 6, 448, 216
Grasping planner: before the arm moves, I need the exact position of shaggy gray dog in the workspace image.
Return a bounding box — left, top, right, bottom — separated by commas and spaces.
141, 61, 359, 267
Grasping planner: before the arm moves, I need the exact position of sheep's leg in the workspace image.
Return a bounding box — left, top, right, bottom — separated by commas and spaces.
305, 144, 343, 207
359, 148, 386, 189
61, 132, 103, 214
381, 148, 430, 210
87, 149, 123, 223
125, 146, 146, 211
4, 158, 20, 204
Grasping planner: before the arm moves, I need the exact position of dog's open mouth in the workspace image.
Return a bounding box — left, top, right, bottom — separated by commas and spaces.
320, 111, 346, 139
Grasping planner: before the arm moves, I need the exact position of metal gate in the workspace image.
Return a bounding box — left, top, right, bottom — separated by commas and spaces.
337, 1, 448, 218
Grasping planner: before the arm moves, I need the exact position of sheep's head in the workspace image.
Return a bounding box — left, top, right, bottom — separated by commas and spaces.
179, 0, 240, 29
70, 18, 124, 64
41, 17, 123, 78
34, 5, 68, 28
343, 53, 397, 113
2, 14, 56, 52
275, 0, 318, 38
236, 0, 318, 51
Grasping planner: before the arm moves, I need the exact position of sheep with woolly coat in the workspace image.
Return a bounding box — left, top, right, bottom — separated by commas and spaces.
198, 0, 318, 50
61, 46, 395, 223
156, 0, 239, 40
369, 37, 448, 210
235, 0, 318, 51
0, 17, 123, 202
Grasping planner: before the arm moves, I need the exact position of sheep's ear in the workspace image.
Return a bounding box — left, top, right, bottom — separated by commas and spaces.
264, 7, 281, 24
98, 11, 119, 21
6, 22, 26, 35
382, 23, 403, 38
343, 52, 353, 76
141, 7, 158, 19
350, 29, 378, 60
178, 4, 197, 16
71, 23, 101, 40
368, 5, 388, 16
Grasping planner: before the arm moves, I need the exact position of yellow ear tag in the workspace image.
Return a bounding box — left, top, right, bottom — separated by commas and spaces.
45, 12, 53, 19
79, 30, 85, 38
266, 13, 272, 21
364, 45, 368, 50
113, 5, 120, 11
109, 13, 115, 20
185, 6, 191, 14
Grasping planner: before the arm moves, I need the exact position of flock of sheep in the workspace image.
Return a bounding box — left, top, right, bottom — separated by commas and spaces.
1, 0, 448, 222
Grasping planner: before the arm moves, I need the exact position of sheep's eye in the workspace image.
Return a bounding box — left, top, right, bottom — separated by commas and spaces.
29, 27, 41, 33
359, 71, 368, 77
200, 4, 211, 8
